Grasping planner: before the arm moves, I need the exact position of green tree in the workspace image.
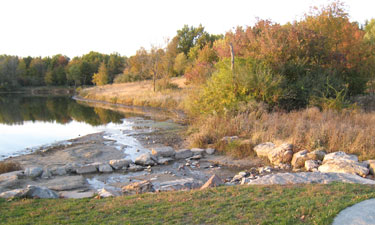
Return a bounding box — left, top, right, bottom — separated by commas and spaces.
92, 62, 109, 86
67, 64, 82, 87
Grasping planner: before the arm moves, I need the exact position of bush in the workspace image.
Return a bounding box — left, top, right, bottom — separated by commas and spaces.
0, 161, 22, 174
155, 78, 179, 91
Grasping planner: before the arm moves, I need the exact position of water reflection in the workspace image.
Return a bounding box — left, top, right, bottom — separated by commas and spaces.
0, 94, 124, 126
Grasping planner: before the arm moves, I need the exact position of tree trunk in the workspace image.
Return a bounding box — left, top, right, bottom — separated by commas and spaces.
153, 71, 156, 92
230, 43, 235, 72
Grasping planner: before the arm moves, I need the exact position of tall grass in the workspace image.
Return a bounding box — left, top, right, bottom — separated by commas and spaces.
0, 161, 22, 174
188, 104, 375, 160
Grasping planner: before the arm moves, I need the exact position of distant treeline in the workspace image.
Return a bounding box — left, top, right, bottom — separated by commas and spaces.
0, 52, 126, 90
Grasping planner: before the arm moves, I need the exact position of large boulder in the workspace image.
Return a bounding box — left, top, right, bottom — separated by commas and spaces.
205, 148, 216, 155
109, 159, 132, 170
175, 149, 193, 159
23, 185, 59, 199
50, 166, 67, 176
98, 188, 120, 198
318, 160, 369, 177
157, 178, 199, 191
191, 148, 205, 156
0, 189, 24, 199
248, 172, 375, 185
200, 175, 223, 189
0, 171, 22, 192
122, 180, 154, 195
254, 142, 275, 158
291, 150, 309, 168
151, 147, 175, 158
135, 153, 156, 166
323, 151, 358, 163
45, 176, 87, 191
24, 167, 43, 178
268, 143, 293, 165
307, 149, 326, 161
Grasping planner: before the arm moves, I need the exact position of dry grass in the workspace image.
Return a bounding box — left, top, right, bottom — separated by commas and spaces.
79, 77, 189, 110
0, 161, 22, 174
189, 106, 375, 160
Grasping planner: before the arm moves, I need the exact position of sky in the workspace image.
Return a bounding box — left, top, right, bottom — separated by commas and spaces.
0, 0, 373, 58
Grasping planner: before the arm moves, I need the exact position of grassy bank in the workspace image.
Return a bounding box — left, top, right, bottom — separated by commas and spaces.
1, 183, 375, 225
79, 77, 189, 110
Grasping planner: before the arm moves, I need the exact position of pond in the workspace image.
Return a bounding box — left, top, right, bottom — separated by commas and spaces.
0, 93, 156, 160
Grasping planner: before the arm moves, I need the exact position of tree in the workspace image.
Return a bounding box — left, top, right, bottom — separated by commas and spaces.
92, 62, 109, 86
173, 52, 187, 75
66, 64, 82, 87
149, 47, 166, 92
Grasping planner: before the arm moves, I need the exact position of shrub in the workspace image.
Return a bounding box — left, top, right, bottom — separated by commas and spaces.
0, 161, 22, 174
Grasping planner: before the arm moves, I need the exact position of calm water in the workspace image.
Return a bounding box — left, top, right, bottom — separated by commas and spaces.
0, 94, 135, 159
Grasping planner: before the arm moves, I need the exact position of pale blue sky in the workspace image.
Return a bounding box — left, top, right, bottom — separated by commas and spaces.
0, 0, 373, 58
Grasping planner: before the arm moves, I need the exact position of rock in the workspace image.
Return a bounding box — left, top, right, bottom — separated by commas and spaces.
221, 136, 239, 143
254, 142, 275, 158
45, 176, 87, 191
291, 150, 309, 168
318, 160, 369, 177
366, 160, 375, 175
23, 185, 59, 199
122, 180, 154, 195
307, 149, 326, 161
0, 171, 22, 192
238, 171, 249, 177
200, 175, 223, 189
158, 178, 198, 191
109, 159, 132, 170
175, 149, 193, 159
50, 167, 67, 176
305, 160, 321, 172
0, 189, 24, 199
231, 174, 244, 182
241, 178, 251, 185
128, 164, 144, 172
64, 163, 82, 174
157, 157, 174, 165
248, 172, 375, 185
267, 143, 293, 165
151, 147, 175, 158
190, 155, 202, 160
205, 148, 216, 155
191, 148, 205, 156
323, 151, 358, 163
24, 167, 43, 178
278, 163, 291, 170
76, 164, 98, 174
98, 163, 113, 173
59, 190, 95, 199
41, 168, 52, 179
135, 153, 156, 166
259, 166, 273, 173
98, 188, 119, 198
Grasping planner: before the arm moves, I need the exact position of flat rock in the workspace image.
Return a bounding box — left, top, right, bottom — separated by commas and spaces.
98, 163, 113, 173
24, 167, 43, 178
122, 180, 154, 195
128, 164, 144, 172
323, 151, 358, 163
318, 160, 369, 177
332, 199, 375, 225
0, 189, 24, 199
76, 164, 98, 174
41, 168, 52, 179
291, 150, 309, 168
135, 153, 156, 166
98, 188, 120, 198
248, 172, 375, 185
45, 175, 87, 191
158, 178, 198, 191
175, 149, 193, 159
109, 159, 132, 170
157, 157, 174, 165
151, 147, 175, 158
50, 167, 67, 176
200, 175, 223, 189
254, 142, 275, 158
59, 190, 95, 199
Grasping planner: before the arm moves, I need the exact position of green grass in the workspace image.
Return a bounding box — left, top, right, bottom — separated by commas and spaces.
1, 183, 374, 224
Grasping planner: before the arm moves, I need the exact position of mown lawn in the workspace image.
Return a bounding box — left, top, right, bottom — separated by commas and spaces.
1, 183, 374, 225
